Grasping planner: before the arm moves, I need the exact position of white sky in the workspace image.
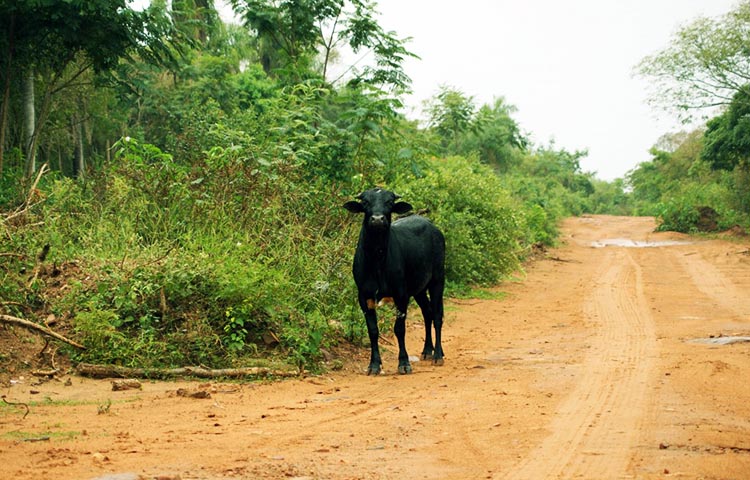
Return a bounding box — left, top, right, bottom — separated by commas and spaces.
367, 0, 739, 180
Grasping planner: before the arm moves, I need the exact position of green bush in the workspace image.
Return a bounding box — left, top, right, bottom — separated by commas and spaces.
9, 139, 363, 371
656, 181, 743, 232
4, 131, 571, 372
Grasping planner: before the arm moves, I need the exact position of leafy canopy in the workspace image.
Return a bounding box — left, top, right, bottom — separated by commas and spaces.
228, 0, 417, 91
637, 1, 750, 121
702, 85, 750, 171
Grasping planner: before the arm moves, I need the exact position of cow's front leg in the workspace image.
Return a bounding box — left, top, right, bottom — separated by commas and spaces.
394, 306, 412, 374
363, 305, 382, 375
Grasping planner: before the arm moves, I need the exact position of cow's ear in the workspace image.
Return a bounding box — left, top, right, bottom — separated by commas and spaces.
343, 200, 365, 213
392, 201, 413, 214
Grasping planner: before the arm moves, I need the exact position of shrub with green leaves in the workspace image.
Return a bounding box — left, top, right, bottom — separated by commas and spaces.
656, 180, 742, 232
8, 139, 363, 371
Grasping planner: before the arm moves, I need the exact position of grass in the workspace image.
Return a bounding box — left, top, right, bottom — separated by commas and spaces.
450, 286, 509, 301
2, 429, 81, 442
0, 395, 140, 418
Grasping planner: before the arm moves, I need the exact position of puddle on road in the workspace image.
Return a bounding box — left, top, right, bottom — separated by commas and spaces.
688, 336, 750, 346
591, 238, 693, 248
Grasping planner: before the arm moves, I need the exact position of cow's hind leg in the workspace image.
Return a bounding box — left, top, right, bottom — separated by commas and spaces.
394, 298, 412, 374
414, 291, 435, 361
430, 282, 445, 366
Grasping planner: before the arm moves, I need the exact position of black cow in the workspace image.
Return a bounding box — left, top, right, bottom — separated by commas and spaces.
343, 188, 446, 375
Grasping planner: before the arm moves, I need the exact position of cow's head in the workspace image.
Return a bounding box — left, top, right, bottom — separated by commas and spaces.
343, 188, 413, 231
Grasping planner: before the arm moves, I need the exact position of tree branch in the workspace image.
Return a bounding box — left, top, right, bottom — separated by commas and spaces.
0, 314, 85, 350
76, 363, 299, 379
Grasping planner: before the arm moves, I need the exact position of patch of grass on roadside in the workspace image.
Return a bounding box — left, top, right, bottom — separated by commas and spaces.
3, 429, 81, 442
1, 395, 141, 416
450, 287, 508, 301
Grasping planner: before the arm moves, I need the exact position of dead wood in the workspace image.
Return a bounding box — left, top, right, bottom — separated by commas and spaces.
0, 313, 85, 350
176, 387, 211, 399
111, 379, 142, 391
2, 395, 30, 419
76, 363, 300, 380
549, 256, 579, 263
3, 163, 49, 223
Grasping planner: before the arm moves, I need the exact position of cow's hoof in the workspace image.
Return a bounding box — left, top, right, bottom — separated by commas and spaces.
367, 364, 382, 375
433, 358, 445, 366
420, 351, 433, 361
398, 363, 412, 375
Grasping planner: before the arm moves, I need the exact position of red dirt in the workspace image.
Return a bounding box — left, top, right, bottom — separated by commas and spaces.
2, 215, 750, 479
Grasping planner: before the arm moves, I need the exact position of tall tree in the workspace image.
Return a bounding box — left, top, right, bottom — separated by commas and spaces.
637, 1, 750, 121
228, 0, 416, 91
424, 86, 476, 154
702, 85, 750, 171
172, 0, 220, 46
464, 97, 527, 171
0, 0, 181, 177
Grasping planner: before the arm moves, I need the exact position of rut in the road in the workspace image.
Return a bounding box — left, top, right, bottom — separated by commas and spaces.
503, 248, 657, 479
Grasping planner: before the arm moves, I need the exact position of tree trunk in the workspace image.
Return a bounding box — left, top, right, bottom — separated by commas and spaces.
76, 363, 300, 380
0, 14, 15, 177
25, 73, 55, 179
0, 66, 9, 177
22, 68, 35, 176
72, 111, 84, 179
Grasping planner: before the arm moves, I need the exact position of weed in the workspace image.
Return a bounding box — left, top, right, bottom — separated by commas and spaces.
3, 430, 80, 442
97, 399, 112, 415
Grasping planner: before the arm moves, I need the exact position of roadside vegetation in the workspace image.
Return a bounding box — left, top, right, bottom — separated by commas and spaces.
1, 1, 749, 372
632, 2, 750, 233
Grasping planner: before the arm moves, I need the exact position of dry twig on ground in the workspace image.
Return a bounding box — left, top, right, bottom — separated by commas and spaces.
77, 363, 299, 380
0, 313, 85, 350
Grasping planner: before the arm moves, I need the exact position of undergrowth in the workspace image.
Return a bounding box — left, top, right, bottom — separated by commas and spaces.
1, 139, 557, 372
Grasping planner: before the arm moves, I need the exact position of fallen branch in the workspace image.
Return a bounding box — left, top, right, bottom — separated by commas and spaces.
3, 164, 49, 223
76, 363, 299, 380
111, 379, 142, 391
0, 314, 85, 350
2, 395, 30, 419
548, 256, 579, 263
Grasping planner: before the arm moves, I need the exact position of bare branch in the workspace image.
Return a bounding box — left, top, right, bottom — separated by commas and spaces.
0, 314, 86, 350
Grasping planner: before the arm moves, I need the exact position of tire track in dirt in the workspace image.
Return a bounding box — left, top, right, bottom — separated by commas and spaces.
673, 247, 750, 318
502, 247, 657, 479
6, 216, 750, 480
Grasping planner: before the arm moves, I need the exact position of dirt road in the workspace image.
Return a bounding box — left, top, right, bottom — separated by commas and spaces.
2, 215, 750, 479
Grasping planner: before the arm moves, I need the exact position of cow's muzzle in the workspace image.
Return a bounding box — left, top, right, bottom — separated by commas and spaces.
369, 214, 388, 229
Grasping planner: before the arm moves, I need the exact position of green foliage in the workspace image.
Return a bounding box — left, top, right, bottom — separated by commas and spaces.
628, 128, 750, 232
702, 85, 750, 171
223, 306, 251, 353
9, 138, 364, 370
636, 1, 750, 120
500, 144, 597, 242
587, 178, 631, 215
229, 0, 417, 90
0, 0, 606, 374
463, 98, 528, 171
1, 0, 152, 73
424, 86, 477, 154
